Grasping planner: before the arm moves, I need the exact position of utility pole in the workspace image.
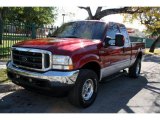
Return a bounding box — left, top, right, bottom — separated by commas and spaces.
62, 14, 65, 24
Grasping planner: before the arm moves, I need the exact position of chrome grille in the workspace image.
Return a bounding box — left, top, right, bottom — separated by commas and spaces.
11, 47, 52, 71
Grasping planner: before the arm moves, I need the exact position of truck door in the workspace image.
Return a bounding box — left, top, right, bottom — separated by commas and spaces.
100, 22, 124, 77
100, 22, 125, 78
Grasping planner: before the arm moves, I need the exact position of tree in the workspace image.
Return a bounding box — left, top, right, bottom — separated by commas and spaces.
0, 7, 57, 26
0, 7, 7, 44
123, 7, 160, 52
78, 7, 141, 20
0, 7, 57, 44
79, 7, 160, 52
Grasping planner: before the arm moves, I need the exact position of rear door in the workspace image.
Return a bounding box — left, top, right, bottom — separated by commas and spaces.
118, 24, 132, 67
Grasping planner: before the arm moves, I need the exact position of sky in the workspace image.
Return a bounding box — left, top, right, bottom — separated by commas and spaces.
54, 7, 146, 31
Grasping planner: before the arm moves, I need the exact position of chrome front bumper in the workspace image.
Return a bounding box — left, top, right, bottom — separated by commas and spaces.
7, 62, 79, 87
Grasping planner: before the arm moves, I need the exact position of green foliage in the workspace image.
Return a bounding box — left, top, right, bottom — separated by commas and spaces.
0, 7, 57, 26
123, 7, 160, 36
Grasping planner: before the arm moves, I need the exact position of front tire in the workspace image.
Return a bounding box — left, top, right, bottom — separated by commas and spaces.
129, 58, 141, 78
68, 69, 98, 108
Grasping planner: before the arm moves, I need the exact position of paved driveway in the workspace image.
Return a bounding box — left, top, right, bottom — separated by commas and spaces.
0, 55, 160, 113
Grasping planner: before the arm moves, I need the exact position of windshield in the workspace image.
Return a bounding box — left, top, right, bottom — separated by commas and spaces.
52, 21, 106, 40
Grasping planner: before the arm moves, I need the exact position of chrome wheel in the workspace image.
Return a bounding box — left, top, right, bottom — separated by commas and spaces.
82, 79, 94, 101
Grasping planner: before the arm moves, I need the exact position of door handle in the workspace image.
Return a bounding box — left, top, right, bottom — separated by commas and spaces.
99, 50, 106, 54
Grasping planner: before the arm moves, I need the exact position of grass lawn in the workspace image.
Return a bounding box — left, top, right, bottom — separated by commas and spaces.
0, 69, 10, 83
145, 48, 160, 55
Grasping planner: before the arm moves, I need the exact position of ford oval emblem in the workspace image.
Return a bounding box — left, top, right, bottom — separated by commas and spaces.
22, 56, 28, 62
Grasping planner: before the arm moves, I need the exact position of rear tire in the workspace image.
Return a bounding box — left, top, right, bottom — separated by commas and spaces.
68, 69, 98, 108
129, 58, 141, 78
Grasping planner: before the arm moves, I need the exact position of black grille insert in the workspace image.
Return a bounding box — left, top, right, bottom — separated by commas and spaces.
12, 49, 50, 70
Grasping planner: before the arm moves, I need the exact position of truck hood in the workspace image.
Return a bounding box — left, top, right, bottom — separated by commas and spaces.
13, 38, 101, 55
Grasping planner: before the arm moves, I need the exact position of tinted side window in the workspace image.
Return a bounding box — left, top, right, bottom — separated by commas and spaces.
106, 23, 120, 39
119, 25, 130, 44
106, 23, 120, 45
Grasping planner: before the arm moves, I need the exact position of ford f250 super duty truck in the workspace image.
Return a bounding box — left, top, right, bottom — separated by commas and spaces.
7, 20, 145, 108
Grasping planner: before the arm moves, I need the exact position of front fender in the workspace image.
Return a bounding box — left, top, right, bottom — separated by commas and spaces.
74, 54, 101, 69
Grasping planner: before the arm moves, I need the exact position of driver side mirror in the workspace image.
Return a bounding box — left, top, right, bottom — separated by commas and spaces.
115, 34, 124, 47
104, 34, 124, 47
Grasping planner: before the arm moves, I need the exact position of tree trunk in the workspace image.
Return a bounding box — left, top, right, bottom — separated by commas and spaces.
79, 7, 140, 20
0, 8, 8, 45
0, 10, 3, 45
149, 35, 160, 53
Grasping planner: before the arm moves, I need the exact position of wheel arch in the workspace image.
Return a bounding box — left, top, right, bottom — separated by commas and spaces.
80, 61, 101, 81
136, 51, 143, 60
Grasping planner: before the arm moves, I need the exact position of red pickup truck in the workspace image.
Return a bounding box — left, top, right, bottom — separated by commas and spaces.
7, 20, 145, 108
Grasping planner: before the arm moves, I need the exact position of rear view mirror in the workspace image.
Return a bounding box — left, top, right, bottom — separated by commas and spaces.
115, 34, 124, 47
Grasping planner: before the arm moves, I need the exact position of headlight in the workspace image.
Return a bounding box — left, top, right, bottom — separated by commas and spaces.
52, 55, 73, 70
52, 55, 72, 65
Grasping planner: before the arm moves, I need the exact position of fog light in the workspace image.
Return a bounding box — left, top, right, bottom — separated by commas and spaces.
29, 78, 32, 82
16, 75, 20, 79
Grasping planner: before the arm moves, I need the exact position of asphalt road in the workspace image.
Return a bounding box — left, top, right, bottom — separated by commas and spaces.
0, 54, 160, 113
